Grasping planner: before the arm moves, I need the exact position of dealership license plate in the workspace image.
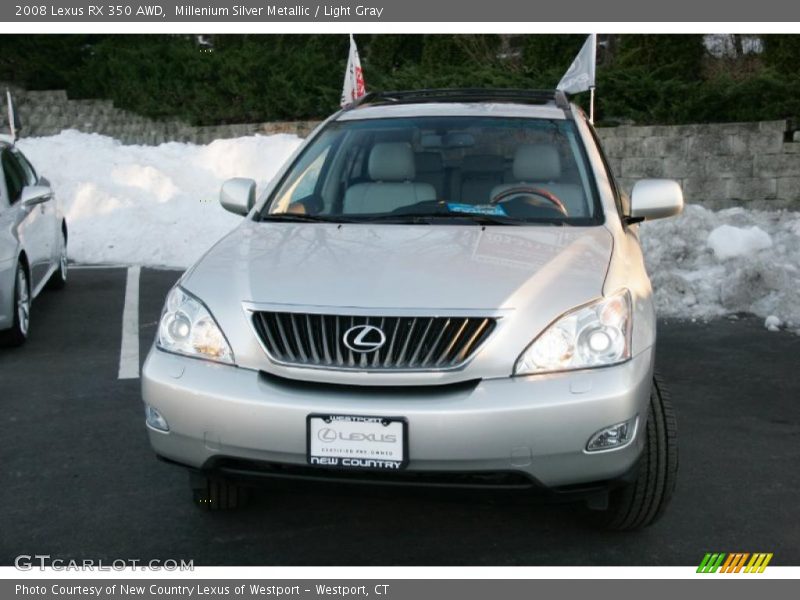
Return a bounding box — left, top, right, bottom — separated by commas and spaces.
307, 414, 408, 470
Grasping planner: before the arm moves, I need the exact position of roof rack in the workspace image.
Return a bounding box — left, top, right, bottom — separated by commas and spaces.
348, 88, 571, 111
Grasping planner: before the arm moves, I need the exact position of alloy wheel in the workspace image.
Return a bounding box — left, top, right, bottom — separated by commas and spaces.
17, 267, 30, 336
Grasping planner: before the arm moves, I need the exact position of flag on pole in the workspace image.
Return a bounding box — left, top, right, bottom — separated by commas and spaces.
6, 89, 21, 140
556, 34, 597, 95
340, 34, 366, 107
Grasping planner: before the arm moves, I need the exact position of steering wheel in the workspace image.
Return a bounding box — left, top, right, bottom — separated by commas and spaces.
490, 185, 568, 216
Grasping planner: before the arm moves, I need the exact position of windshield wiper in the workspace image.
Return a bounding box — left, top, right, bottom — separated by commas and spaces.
434, 210, 524, 226
258, 213, 356, 224
438, 210, 571, 226
259, 211, 566, 227
359, 211, 535, 226
351, 213, 438, 224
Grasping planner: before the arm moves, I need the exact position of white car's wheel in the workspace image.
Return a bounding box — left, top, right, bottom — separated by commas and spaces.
1, 263, 30, 346
48, 230, 68, 290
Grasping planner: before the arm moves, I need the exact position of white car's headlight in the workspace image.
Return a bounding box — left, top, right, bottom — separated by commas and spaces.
514, 290, 632, 376
157, 286, 234, 364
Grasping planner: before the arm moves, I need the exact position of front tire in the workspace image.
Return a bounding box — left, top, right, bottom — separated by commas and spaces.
1, 263, 31, 347
47, 230, 68, 290
594, 374, 678, 531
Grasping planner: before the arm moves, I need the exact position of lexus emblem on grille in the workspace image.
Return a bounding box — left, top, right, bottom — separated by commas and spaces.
343, 325, 387, 353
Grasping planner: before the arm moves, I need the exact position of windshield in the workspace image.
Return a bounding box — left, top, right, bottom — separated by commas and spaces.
260, 116, 602, 225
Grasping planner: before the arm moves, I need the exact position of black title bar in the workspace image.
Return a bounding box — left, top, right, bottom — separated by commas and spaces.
3, 1, 800, 22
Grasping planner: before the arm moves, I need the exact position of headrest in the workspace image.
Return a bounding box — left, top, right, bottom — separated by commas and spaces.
513, 144, 561, 181
369, 142, 415, 182
415, 152, 443, 173
462, 154, 505, 174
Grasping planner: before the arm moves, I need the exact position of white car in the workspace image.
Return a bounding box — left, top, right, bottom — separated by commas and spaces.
0, 139, 67, 345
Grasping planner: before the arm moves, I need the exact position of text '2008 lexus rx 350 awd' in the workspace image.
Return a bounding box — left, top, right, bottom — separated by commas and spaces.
142, 89, 683, 530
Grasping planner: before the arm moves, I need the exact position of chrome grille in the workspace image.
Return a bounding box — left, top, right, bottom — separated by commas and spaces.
252, 312, 496, 371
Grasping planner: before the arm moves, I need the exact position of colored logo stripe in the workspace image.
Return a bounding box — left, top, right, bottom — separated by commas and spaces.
697, 553, 773, 573
720, 553, 749, 573
745, 553, 773, 573
697, 553, 726, 573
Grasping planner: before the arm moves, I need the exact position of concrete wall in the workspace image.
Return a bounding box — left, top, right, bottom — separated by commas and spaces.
4, 84, 799, 206
2, 86, 320, 144
596, 121, 800, 208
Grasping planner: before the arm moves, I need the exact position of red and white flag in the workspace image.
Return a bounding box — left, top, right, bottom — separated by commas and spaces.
340, 34, 366, 107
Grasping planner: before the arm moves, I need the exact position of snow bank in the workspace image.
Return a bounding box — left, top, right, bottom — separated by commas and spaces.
641, 204, 800, 332
707, 224, 772, 260
18, 130, 302, 268
15, 131, 800, 331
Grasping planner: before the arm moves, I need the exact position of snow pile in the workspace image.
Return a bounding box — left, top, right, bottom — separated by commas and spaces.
18, 130, 302, 268
707, 224, 773, 260
764, 315, 782, 332
641, 204, 800, 332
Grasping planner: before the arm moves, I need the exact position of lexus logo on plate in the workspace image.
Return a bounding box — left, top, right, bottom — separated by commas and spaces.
318, 428, 337, 443
343, 325, 386, 353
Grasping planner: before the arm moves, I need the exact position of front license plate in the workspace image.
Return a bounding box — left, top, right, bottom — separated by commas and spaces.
307, 414, 408, 470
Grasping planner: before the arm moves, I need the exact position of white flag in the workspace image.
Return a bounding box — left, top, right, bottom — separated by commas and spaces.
340, 34, 366, 107
557, 34, 596, 95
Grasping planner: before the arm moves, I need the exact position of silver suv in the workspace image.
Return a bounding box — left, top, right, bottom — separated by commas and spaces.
143, 89, 683, 530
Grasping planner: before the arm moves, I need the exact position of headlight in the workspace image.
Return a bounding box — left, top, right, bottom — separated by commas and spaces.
157, 286, 234, 364
514, 290, 631, 376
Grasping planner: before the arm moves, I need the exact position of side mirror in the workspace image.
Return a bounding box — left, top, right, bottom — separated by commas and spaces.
219, 178, 256, 216
628, 179, 684, 222
21, 185, 52, 207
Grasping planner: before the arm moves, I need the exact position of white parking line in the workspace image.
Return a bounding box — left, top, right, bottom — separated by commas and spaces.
118, 266, 141, 380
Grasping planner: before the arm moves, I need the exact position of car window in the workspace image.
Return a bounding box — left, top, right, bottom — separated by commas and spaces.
262, 116, 603, 226
13, 149, 38, 185
270, 145, 331, 213
1, 150, 26, 205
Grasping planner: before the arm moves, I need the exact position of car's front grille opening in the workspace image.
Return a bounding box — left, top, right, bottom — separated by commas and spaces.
252, 312, 496, 371
258, 370, 481, 394
212, 458, 536, 490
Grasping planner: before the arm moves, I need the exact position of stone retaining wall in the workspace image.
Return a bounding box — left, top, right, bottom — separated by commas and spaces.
596, 121, 800, 207
2, 85, 320, 144
3, 84, 799, 205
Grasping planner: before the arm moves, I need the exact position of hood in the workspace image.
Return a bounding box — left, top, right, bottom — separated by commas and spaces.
183, 221, 613, 312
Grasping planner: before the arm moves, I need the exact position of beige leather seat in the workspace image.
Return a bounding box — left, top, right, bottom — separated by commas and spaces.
490, 144, 587, 216
344, 143, 437, 214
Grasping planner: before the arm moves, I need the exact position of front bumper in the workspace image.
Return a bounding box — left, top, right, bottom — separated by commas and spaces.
142, 347, 654, 489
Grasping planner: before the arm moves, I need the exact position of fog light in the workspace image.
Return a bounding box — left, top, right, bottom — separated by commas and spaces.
145, 405, 169, 432
586, 416, 637, 452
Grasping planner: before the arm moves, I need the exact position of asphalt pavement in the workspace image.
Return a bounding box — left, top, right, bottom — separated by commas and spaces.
1, 267, 798, 566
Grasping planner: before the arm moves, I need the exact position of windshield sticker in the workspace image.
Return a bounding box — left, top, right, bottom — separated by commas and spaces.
447, 203, 508, 216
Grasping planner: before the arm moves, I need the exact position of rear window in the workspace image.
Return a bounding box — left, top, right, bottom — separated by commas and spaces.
2, 150, 26, 204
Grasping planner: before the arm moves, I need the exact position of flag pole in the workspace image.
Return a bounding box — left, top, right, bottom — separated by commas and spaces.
6, 89, 16, 141
589, 33, 597, 124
